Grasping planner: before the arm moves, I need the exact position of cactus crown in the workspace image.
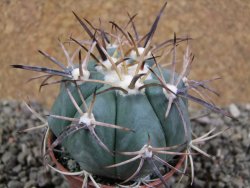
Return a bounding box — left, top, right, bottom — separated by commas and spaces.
12, 1, 232, 187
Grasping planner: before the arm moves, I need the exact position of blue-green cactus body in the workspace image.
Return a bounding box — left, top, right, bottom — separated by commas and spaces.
48, 62, 191, 180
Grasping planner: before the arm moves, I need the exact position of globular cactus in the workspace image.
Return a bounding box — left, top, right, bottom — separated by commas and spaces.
12, 1, 232, 187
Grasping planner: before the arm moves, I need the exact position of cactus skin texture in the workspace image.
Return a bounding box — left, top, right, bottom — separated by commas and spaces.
11, 1, 232, 186
48, 65, 191, 180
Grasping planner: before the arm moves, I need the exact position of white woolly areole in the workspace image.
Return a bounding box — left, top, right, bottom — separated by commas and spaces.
182, 76, 189, 86
182, 76, 188, 83
130, 47, 151, 60
95, 57, 118, 72
95, 54, 155, 95
141, 145, 153, 159
121, 75, 144, 96
163, 84, 177, 99
127, 63, 151, 79
71, 68, 90, 80
79, 113, 95, 127
103, 63, 150, 96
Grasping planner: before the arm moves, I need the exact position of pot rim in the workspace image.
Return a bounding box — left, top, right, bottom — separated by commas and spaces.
47, 130, 185, 188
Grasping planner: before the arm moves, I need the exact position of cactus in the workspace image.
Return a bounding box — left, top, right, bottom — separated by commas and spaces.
12, 1, 232, 187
